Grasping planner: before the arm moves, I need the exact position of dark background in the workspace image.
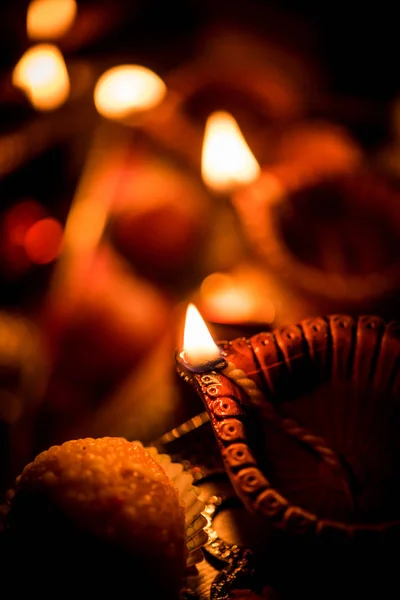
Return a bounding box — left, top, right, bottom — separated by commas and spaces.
2, 0, 400, 321
2, 0, 399, 96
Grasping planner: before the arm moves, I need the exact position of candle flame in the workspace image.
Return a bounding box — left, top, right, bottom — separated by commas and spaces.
12, 44, 70, 111
181, 303, 221, 367
94, 65, 167, 120
27, 0, 77, 40
201, 111, 260, 193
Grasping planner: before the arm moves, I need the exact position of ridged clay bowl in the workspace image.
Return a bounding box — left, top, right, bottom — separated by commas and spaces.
232, 171, 400, 319
177, 314, 400, 548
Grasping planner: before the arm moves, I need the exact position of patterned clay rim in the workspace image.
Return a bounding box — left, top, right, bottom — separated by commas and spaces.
177, 314, 400, 543
232, 171, 400, 304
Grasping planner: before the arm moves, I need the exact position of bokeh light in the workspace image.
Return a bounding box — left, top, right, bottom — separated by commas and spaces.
27, 0, 77, 40
24, 217, 64, 265
12, 44, 70, 111
94, 65, 167, 120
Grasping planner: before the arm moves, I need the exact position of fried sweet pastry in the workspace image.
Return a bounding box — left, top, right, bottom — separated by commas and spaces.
1, 437, 188, 599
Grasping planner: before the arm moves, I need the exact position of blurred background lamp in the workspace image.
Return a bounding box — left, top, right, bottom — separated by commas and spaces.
27, 0, 78, 40
12, 44, 70, 111
93, 65, 167, 120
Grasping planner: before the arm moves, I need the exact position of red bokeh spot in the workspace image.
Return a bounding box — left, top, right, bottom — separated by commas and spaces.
24, 217, 64, 264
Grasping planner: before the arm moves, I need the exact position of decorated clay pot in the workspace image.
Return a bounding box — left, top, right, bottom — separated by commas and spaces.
233, 167, 400, 323
177, 314, 400, 595
177, 314, 400, 543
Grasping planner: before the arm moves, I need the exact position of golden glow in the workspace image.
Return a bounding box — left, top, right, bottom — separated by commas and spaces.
12, 44, 70, 111
94, 65, 167, 120
181, 303, 221, 367
201, 111, 260, 193
27, 0, 77, 40
63, 200, 109, 255
200, 269, 275, 324
201, 272, 256, 322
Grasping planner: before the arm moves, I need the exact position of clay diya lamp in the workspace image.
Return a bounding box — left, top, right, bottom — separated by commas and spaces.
176, 307, 400, 596
232, 124, 400, 323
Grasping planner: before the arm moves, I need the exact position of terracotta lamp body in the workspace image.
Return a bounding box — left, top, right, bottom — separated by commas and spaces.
233, 171, 400, 323
177, 314, 400, 598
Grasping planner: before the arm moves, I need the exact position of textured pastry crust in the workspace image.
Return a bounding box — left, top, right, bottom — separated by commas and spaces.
1, 437, 187, 599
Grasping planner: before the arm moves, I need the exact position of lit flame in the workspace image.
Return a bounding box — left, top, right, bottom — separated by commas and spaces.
180, 303, 221, 368
94, 65, 167, 120
27, 0, 77, 40
12, 44, 70, 111
201, 111, 260, 193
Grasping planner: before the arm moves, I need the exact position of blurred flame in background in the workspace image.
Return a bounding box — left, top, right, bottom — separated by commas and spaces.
94, 65, 167, 120
27, 0, 78, 41
201, 110, 260, 193
12, 44, 70, 111
199, 267, 275, 325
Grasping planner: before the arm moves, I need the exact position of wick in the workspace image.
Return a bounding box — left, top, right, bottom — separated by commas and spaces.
178, 350, 227, 374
